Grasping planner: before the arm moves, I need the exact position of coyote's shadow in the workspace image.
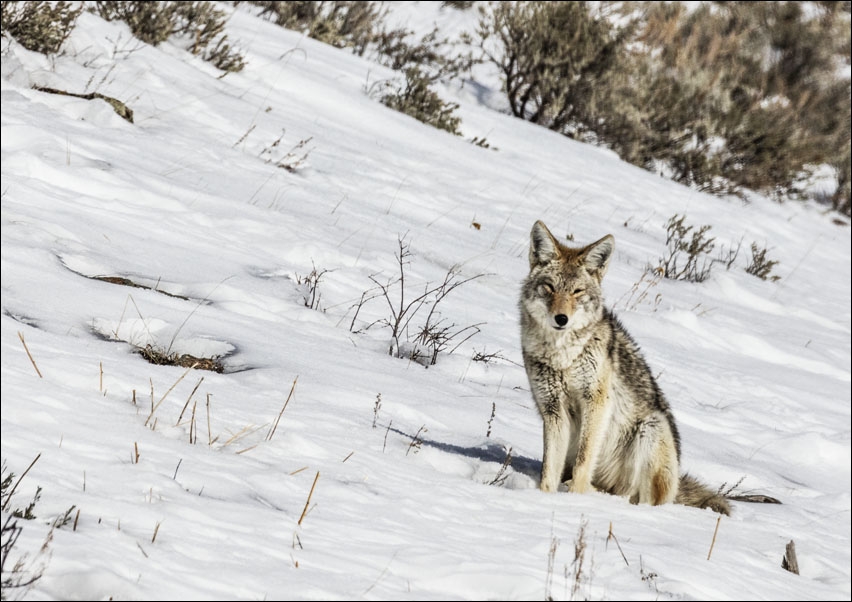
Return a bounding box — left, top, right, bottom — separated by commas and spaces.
388, 426, 541, 482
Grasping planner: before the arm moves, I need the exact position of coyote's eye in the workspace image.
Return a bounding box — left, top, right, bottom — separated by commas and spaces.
538, 283, 554, 295
573, 287, 585, 296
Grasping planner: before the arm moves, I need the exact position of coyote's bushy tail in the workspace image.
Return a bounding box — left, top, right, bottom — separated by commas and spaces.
677, 473, 731, 515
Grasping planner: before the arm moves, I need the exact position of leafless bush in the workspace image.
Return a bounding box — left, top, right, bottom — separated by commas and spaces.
351, 236, 485, 366
295, 262, 328, 310
659, 215, 715, 283
613, 264, 663, 312
1, 458, 73, 601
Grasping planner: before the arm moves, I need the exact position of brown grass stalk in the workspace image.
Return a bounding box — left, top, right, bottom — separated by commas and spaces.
707, 515, 722, 560
297, 471, 320, 526
17, 331, 43, 378
176, 377, 204, 426
145, 363, 199, 427
206, 393, 212, 446
267, 376, 298, 441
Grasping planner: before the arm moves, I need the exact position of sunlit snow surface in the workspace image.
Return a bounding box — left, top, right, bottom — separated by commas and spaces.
1, 3, 849, 600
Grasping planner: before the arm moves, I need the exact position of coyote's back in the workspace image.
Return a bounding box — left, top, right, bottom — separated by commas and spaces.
520, 220, 729, 514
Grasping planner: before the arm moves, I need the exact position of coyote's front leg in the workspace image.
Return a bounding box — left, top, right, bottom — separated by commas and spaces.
540, 411, 571, 492
568, 378, 610, 494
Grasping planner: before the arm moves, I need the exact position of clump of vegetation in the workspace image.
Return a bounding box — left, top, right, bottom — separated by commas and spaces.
378, 67, 462, 135
478, 1, 627, 133
478, 1, 851, 215
247, 0, 384, 55
370, 24, 475, 135
442, 1, 474, 10
659, 214, 716, 283
248, 1, 471, 135
374, 25, 473, 85
91, 1, 245, 72
745, 243, 781, 282
137, 344, 225, 373
659, 214, 782, 284
0, 0, 82, 54
2, 457, 75, 601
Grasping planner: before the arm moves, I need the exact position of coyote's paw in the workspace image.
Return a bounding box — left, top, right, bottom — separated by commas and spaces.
567, 479, 597, 495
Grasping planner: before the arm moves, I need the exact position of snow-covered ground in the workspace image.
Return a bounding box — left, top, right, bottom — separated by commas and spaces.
1, 3, 849, 600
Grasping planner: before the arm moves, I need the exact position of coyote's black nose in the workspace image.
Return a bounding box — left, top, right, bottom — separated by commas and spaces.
554, 314, 568, 327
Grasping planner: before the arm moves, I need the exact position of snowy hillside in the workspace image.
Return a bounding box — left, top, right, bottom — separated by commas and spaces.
1, 3, 850, 600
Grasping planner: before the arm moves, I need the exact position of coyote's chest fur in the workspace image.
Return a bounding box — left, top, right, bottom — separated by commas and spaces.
518, 221, 731, 514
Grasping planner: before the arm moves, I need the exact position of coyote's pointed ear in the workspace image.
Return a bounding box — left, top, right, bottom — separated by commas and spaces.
583, 235, 614, 278
529, 221, 560, 268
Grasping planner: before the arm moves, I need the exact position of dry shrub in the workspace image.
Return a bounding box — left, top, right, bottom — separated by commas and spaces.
92, 1, 245, 71
248, 0, 384, 55
479, 0, 851, 214
1, 1, 82, 54
379, 67, 462, 135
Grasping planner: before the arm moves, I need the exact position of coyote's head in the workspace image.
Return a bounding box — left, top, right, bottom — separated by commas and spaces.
521, 221, 614, 332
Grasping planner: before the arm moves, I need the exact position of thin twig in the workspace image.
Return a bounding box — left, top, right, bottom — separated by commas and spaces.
606, 522, 629, 566
1, 454, 41, 512
383, 420, 392, 453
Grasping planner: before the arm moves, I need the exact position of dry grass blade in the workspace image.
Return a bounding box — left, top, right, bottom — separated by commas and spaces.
267, 376, 298, 441
707, 515, 722, 560
206, 393, 212, 446
222, 424, 265, 448
145, 363, 199, 427
176, 377, 204, 426
17, 331, 43, 378
297, 471, 320, 526
189, 399, 198, 444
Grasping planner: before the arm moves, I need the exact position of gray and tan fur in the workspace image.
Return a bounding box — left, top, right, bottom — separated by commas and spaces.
520, 220, 730, 514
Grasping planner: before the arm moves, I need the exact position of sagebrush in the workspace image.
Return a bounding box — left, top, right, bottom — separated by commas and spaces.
0, 1, 82, 54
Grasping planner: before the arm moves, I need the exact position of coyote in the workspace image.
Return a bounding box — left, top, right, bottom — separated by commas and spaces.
520, 220, 730, 514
